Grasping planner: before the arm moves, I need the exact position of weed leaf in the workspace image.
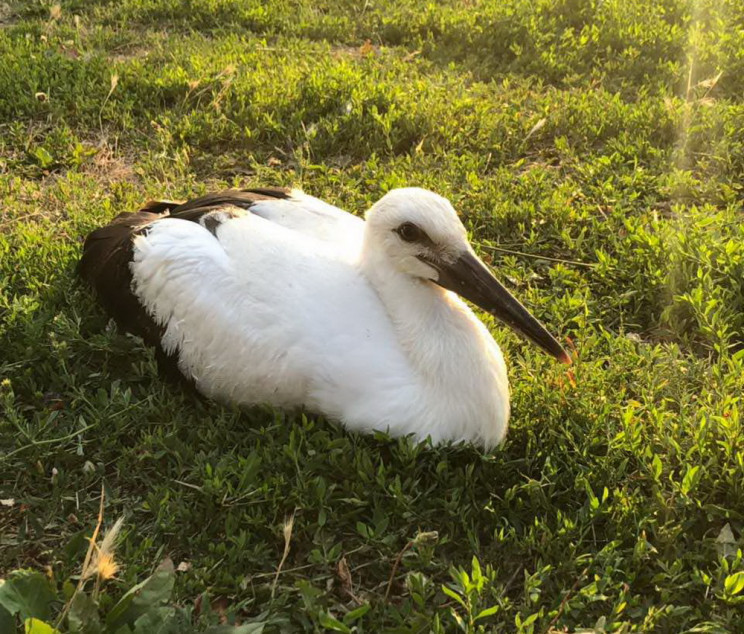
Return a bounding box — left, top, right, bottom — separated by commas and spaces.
0, 572, 55, 622
68, 592, 101, 634
24, 617, 60, 633
105, 560, 175, 631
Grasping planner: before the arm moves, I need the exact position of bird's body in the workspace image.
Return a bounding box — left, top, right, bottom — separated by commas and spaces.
80, 187, 568, 447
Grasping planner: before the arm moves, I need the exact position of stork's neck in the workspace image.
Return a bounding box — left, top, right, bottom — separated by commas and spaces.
360, 235, 509, 446
360, 249, 452, 377
359, 239, 509, 445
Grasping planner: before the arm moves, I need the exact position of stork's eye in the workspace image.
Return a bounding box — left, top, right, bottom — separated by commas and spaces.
396, 222, 424, 243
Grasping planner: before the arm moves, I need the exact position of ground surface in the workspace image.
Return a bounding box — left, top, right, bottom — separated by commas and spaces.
1, 0, 744, 631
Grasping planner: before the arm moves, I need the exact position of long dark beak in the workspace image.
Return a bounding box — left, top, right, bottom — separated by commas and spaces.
430, 251, 571, 364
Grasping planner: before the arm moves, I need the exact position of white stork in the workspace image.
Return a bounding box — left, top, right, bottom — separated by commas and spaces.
79, 187, 569, 447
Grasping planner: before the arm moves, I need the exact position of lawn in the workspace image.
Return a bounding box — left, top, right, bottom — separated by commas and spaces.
1, 0, 744, 631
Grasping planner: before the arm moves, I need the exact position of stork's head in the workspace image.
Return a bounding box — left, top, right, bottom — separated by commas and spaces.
366, 187, 571, 364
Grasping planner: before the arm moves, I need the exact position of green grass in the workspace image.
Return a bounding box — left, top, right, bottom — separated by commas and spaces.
2, 0, 744, 631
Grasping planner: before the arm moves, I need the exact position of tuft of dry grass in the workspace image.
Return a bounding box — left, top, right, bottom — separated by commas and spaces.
271, 511, 295, 598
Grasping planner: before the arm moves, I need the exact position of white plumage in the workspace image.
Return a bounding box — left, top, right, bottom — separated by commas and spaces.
82, 187, 569, 447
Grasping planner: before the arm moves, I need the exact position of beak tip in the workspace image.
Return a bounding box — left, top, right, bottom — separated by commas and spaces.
558, 349, 573, 365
